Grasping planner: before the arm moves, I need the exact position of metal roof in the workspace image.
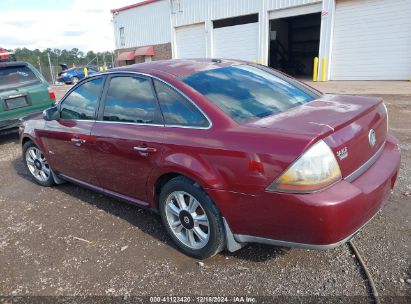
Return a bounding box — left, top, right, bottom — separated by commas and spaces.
111, 0, 159, 14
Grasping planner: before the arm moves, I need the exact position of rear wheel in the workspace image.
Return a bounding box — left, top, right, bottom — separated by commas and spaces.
23, 141, 54, 187
159, 176, 225, 259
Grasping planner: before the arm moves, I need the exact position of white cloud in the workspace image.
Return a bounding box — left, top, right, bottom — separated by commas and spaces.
0, 0, 138, 52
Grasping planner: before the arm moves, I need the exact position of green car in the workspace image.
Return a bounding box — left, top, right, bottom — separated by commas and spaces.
0, 61, 55, 131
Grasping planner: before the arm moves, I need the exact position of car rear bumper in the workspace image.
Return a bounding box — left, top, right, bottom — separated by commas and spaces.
0, 111, 43, 131
57, 76, 71, 83
0, 118, 21, 130
208, 134, 401, 249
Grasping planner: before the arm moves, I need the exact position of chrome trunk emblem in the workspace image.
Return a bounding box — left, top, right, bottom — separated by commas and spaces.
368, 129, 376, 147
337, 146, 348, 160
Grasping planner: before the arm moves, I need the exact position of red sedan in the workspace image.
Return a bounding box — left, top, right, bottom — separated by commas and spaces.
19, 59, 401, 259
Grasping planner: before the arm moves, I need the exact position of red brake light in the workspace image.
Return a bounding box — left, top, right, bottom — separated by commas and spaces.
48, 87, 56, 100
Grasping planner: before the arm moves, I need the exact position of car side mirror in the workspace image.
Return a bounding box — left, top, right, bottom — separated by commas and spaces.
43, 106, 60, 121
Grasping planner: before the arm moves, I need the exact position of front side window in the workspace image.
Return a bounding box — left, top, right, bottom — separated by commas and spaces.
60, 77, 103, 120
103, 76, 158, 124
182, 65, 319, 123
154, 80, 209, 127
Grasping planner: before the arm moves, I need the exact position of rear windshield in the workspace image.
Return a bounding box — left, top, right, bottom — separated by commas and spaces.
182, 65, 320, 123
0, 65, 41, 89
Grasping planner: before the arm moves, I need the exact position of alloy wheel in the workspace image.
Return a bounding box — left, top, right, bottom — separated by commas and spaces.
165, 191, 210, 249
25, 147, 51, 182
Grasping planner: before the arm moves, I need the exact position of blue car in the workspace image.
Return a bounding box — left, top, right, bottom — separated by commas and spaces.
57, 66, 98, 84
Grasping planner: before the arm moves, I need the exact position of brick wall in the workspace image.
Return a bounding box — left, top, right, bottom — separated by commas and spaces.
115, 42, 172, 66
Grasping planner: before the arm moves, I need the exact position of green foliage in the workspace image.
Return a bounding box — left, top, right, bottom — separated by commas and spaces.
13, 47, 114, 68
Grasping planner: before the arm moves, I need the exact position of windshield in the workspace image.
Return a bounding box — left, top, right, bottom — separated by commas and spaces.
0, 65, 41, 89
182, 65, 320, 123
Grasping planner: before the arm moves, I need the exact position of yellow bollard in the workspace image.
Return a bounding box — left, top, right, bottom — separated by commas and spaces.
99, 66, 103, 71
313, 57, 319, 82
84, 67, 88, 77
321, 57, 327, 82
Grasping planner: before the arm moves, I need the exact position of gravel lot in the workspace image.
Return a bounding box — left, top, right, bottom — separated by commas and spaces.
0, 82, 410, 302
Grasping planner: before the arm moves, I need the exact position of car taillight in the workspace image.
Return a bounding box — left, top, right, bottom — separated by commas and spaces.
266, 140, 342, 193
48, 87, 56, 100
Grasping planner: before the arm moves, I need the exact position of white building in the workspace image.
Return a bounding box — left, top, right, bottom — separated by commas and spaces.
111, 0, 411, 80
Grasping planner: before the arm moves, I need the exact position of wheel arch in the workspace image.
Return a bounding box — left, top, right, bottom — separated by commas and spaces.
21, 134, 38, 148
149, 170, 207, 210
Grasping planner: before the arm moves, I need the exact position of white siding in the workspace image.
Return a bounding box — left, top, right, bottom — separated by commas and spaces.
213, 23, 259, 62
171, 0, 321, 27
266, 0, 321, 11
175, 23, 206, 58
269, 2, 322, 19
331, 0, 411, 80
171, 0, 261, 27
113, 0, 171, 49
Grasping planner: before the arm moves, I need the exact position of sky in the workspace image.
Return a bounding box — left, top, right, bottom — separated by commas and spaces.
0, 0, 142, 52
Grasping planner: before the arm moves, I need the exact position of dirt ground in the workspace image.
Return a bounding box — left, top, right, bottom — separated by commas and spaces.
0, 82, 410, 302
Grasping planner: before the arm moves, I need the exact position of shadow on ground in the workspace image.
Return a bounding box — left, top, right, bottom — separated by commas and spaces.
0, 129, 19, 145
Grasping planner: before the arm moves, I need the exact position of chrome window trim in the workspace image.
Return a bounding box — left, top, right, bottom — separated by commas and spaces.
94, 120, 164, 127
93, 70, 213, 130
344, 141, 386, 183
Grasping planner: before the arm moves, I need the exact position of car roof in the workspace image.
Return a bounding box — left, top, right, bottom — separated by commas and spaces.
0, 61, 29, 68
110, 58, 248, 78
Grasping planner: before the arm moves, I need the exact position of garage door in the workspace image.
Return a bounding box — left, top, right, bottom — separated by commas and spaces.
331, 0, 411, 80
213, 22, 259, 62
175, 23, 206, 59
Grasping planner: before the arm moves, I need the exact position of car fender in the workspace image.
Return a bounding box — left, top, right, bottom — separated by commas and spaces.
20, 121, 48, 155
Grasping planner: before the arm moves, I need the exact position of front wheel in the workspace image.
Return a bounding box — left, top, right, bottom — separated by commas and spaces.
23, 141, 55, 187
71, 77, 79, 84
159, 176, 226, 259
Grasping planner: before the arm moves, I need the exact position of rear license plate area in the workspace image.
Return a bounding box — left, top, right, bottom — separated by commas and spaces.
5, 96, 29, 110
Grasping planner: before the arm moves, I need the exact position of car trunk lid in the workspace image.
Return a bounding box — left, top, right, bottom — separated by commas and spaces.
244, 94, 387, 179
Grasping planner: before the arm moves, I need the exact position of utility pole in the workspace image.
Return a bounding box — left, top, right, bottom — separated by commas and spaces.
47, 52, 54, 84
37, 56, 42, 76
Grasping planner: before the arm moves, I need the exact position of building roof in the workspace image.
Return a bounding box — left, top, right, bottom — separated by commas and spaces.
111, 0, 159, 14
111, 58, 247, 78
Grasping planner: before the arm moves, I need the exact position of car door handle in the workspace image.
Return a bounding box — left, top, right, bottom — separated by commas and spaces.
71, 137, 86, 146
133, 146, 157, 153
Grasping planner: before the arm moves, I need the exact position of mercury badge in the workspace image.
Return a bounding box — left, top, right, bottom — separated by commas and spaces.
337, 146, 348, 160
368, 129, 376, 147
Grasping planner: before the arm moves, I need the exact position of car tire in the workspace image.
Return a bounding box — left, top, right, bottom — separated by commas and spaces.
71, 77, 79, 84
159, 176, 226, 259
23, 141, 55, 187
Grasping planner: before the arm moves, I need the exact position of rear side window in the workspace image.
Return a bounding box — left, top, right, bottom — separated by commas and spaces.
60, 77, 103, 120
0, 65, 41, 89
154, 80, 209, 127
103, 76, 158, 124
182, 65, 318, 123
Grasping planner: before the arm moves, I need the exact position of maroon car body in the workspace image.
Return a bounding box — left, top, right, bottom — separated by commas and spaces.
20, 59, 401, 256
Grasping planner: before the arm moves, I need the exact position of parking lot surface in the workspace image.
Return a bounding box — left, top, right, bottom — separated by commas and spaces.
0, 82, 410, 301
